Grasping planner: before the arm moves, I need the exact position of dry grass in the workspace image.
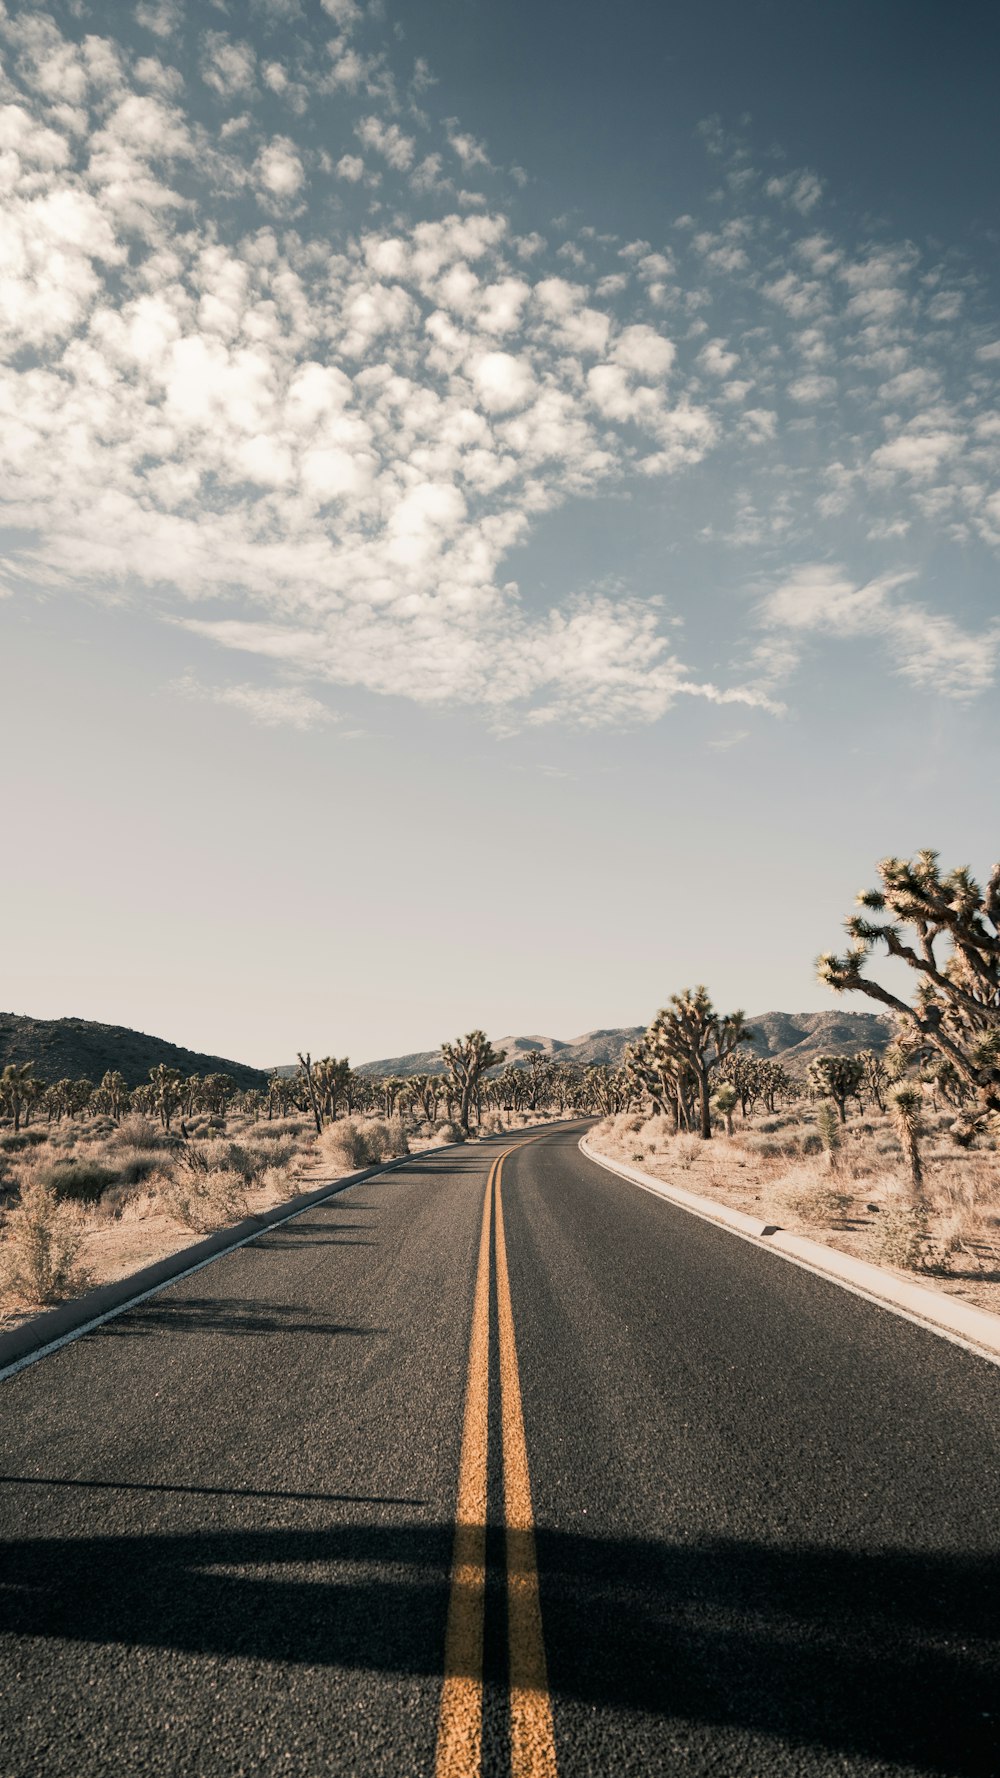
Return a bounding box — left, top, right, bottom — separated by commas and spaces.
0, 1111, 315, 1320
0, 1099, 568, 1323
590, 1100, 1000, 1314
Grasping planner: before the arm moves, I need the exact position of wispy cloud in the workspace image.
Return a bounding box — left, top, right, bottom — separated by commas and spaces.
172, 673, 338, 730
757, 565, 999, 698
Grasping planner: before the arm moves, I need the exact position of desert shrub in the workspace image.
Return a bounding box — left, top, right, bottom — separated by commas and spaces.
36, 1158, 120, 1204
479, 1112, 505, 1136
112, 1147, 164, 1186
0, 1130, 47, 1153
162, 1167, 249, 1233
877, 1200, 933, 1271
639, 1115, 674, 1147
674, 1136, 702, 1168
788, 1185, 856, 1225
0, 1181, 90, 1306
316, 1116, 408, 1171
433, 1121, 465, 1146
318, 1118, 377, 1171
107, 1114, 177, 1152
366, 1117, 409, 1160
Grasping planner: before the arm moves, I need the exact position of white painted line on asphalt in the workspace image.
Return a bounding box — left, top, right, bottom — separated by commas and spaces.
579, 1136, 1000, 1372
0, 1156, 414, 1386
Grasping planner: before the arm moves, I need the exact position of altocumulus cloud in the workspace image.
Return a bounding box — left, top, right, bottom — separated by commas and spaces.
0, 5, 998, 728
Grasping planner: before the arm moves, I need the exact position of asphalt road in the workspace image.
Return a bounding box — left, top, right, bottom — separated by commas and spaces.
2, 1121, 1000, 1777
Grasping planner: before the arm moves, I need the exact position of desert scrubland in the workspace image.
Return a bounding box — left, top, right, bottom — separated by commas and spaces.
2, 847, 998, 1326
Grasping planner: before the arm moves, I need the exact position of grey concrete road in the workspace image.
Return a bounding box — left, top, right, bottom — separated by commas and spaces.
2, 1122, 999, 1777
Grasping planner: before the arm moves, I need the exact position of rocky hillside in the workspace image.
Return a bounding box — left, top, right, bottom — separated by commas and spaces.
356, 1011, 894, 1078
0, 1013, 267, 1092
745, 1010, 894, 1068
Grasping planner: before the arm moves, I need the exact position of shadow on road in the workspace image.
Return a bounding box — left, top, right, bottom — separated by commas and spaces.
91, 1298, 382, 1339
0, 1517, 996, 1773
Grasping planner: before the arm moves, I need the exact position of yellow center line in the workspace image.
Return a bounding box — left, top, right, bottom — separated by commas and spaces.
435, 1136, 557, 1778
495, 1151, 559, 1778
435, 1149, 499, 1778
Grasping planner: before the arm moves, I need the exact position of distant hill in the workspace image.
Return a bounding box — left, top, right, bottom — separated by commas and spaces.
355, 1011, 894, 1078
745, 1010, 895, 1069
0, 1013, 267, 1092
354, 1028, 645, 1078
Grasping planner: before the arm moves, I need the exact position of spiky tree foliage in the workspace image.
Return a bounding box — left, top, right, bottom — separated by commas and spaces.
759, 1060, 791, 1113
441, 1032, 506, 1135
717, 1051, 763, 1119
99, 1069, 129, 1120
148, 1063, 184, 1130
815, 1100, 841, 1170
712, 1082, 738, 1137
409, 1073, 440, 1122
0, 1062, 36, 1132
198, 1073, 235, 1116
890, 1082, 925, 1198
645, 988, 753, 1140
806, 1054, 865, 1125
296, 1052, 324, 1135
855, 1048, 890, 1112
819, 850, 1000, 1137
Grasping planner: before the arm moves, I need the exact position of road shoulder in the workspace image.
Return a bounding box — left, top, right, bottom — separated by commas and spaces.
579, 1133, 1000, 1364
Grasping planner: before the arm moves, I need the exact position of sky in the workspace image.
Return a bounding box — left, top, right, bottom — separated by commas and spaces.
1, 0, 998, 1068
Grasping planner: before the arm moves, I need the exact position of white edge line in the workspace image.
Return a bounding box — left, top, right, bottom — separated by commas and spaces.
0, 1153, 414, 1385
579, 1135, 1000, 1372
0, 1121, 574, 1387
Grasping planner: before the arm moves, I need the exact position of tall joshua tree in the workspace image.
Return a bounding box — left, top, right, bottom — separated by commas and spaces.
818, 850, 1000, 1139
441, 1031, 506, 1136
0, 1062, 35, 1133
646, 988, 753, 1140
806, 1054, 865, 1125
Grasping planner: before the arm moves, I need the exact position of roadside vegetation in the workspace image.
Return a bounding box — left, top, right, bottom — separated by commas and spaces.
591, 850, 1000, 1305
2, 848, 996, 1318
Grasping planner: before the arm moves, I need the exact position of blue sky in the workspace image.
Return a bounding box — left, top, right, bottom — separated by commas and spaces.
1, 0, 998, 1066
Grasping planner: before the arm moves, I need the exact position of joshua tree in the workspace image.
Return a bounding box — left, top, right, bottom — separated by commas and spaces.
806, 1054, 865, 1125
818, 850, 1000, 1139
0, 1062, 36, 1133
441, 1031, 506, 1135
148, 1064, 183, 1131
296, 1052, 324, 1135
99, 1069, 129, 1120
712, 1082, 738, 1137
410, 1073, 440, 1123
855, 1048, 890, 1112
645, 988, 753, 1140
815, 1099, 842, 1171
890, 1082, 925, 1199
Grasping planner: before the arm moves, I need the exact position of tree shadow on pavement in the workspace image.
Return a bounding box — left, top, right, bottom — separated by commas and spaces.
0, 1518, 997, 1774
91, 1298, 382, 1339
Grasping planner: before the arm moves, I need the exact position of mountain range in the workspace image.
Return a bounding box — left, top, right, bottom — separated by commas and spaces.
0, 1007, 896, 1094
355, 1010, 895, 1078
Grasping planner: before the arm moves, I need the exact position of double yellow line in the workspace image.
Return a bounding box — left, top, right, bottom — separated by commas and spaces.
435, 1142, 558, 1778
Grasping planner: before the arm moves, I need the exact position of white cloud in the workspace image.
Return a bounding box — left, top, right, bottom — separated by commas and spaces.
335, 153, 365, 182
786, 373, 836, 403
135, 0, 183, 39
174, 673, 337, 728
355, 115, 414, 170
766, 170, 823, 214
758, 564, 998, 698
200, 33, 256, 100
472, 351, 535, 413
255, 136, 305, 198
